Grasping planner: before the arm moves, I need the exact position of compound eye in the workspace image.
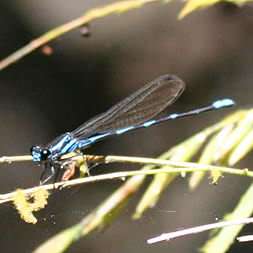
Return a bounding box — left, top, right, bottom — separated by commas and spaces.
30, 145, 40, 154
31, 145, 43, 162
40, 149, 51, 161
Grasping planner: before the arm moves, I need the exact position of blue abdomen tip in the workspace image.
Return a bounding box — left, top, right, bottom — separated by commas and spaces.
213, 98, 235, 109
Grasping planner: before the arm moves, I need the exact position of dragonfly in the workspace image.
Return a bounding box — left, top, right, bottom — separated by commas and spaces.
31, 74, 234, 183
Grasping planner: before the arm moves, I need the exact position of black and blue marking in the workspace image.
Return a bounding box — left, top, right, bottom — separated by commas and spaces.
31, 74, 234, 183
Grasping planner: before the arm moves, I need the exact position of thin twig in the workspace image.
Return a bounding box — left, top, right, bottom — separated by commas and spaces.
0, 0, 162, 71
237, 235, 253, 242
0, 155, 32, 163
1, 153, 250, 178
0, 164, 251, 204
147, 217, 253, 244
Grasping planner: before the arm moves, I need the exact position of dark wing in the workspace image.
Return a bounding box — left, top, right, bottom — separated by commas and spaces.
72, 74, 185, 139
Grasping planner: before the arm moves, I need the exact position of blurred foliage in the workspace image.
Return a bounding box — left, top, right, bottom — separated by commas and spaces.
179, 0, 253, 18
30, 108, 253, 253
